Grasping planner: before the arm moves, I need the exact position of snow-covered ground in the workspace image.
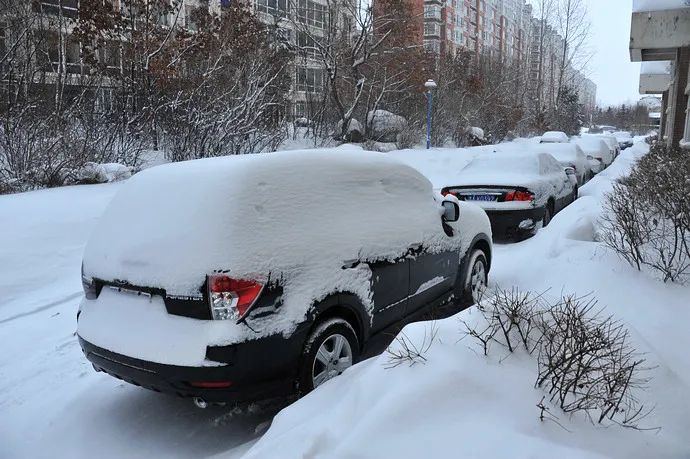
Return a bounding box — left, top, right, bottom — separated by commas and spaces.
2, 140, 689, 458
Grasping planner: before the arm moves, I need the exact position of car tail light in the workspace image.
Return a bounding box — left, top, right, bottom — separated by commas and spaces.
504, 190, 534, 202
208, 274, 264, 321
441, 190, 453, 197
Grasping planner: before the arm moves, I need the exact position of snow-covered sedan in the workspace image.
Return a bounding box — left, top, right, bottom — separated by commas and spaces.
613, 131, 634, 150
572, 136, 614, 173
531, 142, 590, 188
77, 148, 492, 405
441, 150, 575, 241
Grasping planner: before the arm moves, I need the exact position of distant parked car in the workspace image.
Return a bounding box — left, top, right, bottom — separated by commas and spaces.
613, 131, 634, 150
591, 134, 621, 159
531, 143, 590, 188
441, 151, 575, 241
539, 131, 569, 143
573, 137, 614, 173
77, 149, 493, 404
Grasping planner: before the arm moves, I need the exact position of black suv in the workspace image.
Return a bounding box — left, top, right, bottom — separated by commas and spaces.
77, 149, 492, 405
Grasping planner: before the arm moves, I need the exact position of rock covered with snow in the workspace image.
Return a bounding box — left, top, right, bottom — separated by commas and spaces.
76, 162, 132, 184
367, 110, 408, 143
336, 118, 364, 142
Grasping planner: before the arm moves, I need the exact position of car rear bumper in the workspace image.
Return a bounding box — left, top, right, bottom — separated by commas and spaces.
484, 207, 545, 241
79, 329, 307, 403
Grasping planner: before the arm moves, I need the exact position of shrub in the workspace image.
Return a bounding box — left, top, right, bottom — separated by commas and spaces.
601, 142, 690, 283
463, 289, 653, 429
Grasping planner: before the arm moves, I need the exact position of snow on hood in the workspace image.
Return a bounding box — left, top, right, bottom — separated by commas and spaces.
82, 147, 459, 308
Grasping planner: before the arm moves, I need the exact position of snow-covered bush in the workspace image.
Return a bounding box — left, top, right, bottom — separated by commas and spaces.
76, 163, 132, 184
463, 289, 652, 429
602, 143, 690, 283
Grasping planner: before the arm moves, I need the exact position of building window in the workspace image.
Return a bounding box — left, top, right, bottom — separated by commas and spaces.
296, 66, 324, 93
34, 0, 78, 18
256, 0, 288, 17
424, 5, 441, 20
294, 101, 306, 118
424, 39, 440, 53
297, 0, 326, 29
424, 22, 441, 37
296, 31, 321, 58
98, 41, 121, 69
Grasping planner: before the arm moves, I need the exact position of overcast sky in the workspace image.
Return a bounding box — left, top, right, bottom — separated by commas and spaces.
583, 0, 642, 107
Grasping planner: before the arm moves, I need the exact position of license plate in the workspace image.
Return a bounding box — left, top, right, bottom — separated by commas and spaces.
464, 194, 497, 202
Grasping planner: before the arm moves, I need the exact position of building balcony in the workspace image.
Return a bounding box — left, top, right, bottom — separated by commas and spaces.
639, 61, 673, 94
629, 7, 690, 61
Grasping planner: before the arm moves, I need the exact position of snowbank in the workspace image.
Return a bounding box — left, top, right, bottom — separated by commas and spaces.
367, 110, 407, 143
236, 142, 690, 459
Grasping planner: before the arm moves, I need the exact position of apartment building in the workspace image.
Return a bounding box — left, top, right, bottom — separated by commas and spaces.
422, 0, 532, 63
630, 2, 690, 149
1, 0, 346, 119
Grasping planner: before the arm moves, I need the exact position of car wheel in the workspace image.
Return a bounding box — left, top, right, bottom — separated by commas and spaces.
298, 318, 359, 394
462, 249, 488, 305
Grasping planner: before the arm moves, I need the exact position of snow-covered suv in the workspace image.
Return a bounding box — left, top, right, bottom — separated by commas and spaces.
77, 147, 492, 404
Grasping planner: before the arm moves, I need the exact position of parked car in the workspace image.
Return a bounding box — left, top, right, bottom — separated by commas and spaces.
573, 136, 614, 172
591, 134, 621, 159
77, 149, 493, 405
539, 131, 569, 143
613, 131, 634, 150
531, 143, 590, 188
441, 150, 575, 241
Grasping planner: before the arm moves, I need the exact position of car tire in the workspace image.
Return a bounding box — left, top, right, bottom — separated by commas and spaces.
460, 249, 488, 305
298, 318, 359, 395
542, 203, 553, 227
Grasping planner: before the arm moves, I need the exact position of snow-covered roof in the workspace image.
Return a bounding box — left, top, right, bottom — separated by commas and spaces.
633, 0, 690, 12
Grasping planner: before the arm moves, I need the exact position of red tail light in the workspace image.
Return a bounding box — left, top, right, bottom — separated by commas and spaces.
441, 190, 452, 197
504, 190, 534, 202
208, 275, 264, 321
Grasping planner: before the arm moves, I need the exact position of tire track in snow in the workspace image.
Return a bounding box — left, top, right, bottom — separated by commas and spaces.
0, 292, 82, 325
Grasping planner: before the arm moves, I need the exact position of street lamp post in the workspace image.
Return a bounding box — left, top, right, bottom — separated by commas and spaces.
424, 79, 437, 149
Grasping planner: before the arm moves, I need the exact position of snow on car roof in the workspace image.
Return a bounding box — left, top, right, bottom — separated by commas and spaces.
446, 149, 563, 190
539, 131, 569, 143
82, 147, 458, 317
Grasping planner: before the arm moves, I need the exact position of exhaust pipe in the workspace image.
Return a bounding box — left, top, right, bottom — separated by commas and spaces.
193, 397, 208, 409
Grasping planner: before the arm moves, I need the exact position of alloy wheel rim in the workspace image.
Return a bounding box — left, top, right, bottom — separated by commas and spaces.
471, 259, 487, 302
312, 333, 353, 388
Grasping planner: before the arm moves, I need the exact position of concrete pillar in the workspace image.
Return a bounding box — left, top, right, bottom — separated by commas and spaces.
669, 47, 690, 147
660, 91, 668, 138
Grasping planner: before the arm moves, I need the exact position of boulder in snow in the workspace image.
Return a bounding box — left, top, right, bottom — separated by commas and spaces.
336, 118, 364, 142
77, 162, 132, 184
367, 110, 407, 143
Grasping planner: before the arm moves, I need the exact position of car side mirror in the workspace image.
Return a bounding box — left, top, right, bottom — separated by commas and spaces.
442, 200, 459, 223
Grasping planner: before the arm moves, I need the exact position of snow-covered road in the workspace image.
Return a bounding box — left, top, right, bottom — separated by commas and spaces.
2, 142, 689, 458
